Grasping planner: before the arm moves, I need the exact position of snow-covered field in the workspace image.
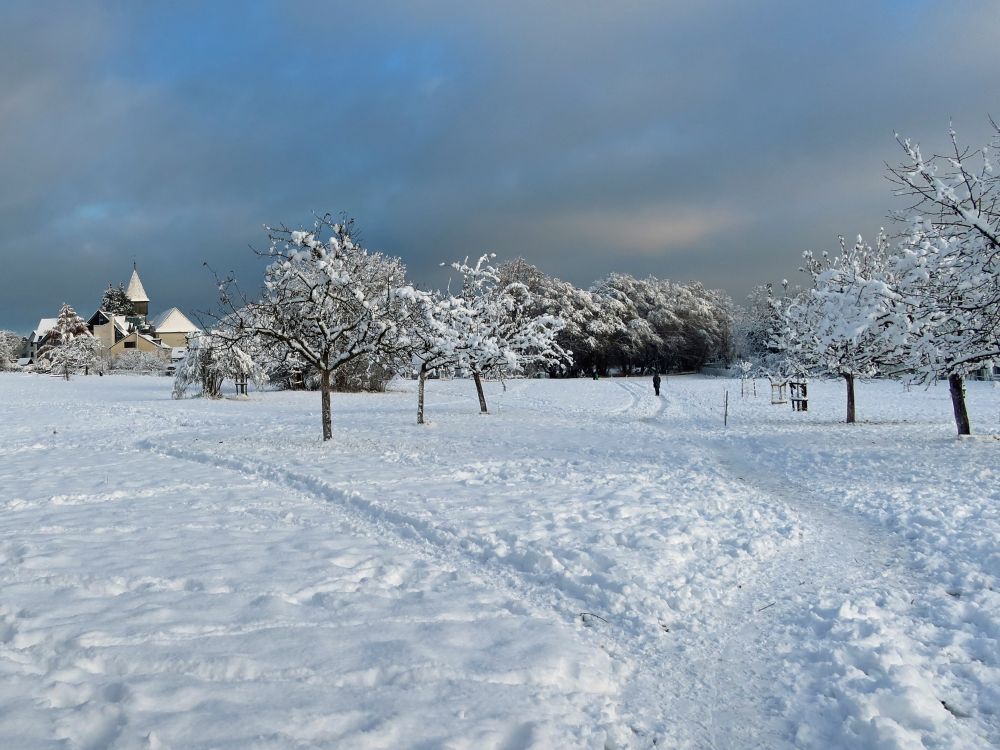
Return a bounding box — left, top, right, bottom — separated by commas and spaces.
0, 373, 998, 749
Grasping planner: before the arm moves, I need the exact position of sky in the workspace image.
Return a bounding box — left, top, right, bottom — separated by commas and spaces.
2, 0, 999, 333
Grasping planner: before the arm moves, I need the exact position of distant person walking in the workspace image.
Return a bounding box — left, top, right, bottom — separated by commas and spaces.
653, 373, 661, 396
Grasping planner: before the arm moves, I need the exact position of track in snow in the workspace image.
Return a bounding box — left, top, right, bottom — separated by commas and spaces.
609, 377, 939, 749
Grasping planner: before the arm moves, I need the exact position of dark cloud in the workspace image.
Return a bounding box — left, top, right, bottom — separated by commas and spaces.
2, 0, 999, 332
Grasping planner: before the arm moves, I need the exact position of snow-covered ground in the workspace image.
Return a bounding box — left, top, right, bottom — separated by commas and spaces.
0, 373, 997, 749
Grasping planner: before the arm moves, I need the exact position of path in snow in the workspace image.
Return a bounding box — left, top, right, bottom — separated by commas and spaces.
622, 380, 903, 747
608, 377, 995, 749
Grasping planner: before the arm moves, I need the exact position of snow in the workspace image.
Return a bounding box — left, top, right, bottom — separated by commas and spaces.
0, 373, 998, 748
32, 317, 58, 339
126, 269, 150, 303
148, 308, 200, 334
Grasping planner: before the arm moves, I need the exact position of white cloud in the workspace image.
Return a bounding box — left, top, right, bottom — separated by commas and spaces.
544, 205, 747, 257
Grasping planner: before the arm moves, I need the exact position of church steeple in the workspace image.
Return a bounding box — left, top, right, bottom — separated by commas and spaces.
126, 264, 150, 317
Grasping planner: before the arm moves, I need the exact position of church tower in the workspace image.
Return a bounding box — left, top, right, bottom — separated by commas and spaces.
126, 265, 150, 317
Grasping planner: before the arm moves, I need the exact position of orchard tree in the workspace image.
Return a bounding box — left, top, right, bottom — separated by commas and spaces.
452, 255, 569, 412
787, 231, 902, 423
405, 290, 473, 424
173, 332, 268, 399
891, 221, 998, 434
213, 216, 419, 440
887, 123, 1000, 434
173, 333, 223, 399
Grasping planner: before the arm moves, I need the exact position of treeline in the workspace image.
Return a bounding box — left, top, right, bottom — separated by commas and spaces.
498, 259, 733, 377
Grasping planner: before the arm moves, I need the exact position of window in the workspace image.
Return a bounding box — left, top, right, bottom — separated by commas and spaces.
124, 341, 137, 349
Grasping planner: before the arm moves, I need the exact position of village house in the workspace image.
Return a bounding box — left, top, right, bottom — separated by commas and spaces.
28, 266, 200, 366
26, 318, 58, 362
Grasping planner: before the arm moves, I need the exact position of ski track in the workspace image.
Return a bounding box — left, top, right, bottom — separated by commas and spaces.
130, 437, 689, 747
100, 385, 721, 747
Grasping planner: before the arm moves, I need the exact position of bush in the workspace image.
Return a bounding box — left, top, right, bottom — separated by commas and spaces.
333, 356, 395, 392
283, 355, 394, 393
112, 351, 168, 375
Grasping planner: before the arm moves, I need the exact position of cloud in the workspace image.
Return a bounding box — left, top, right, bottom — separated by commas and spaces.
542, 205, 747, 258
1, 0, 999, 332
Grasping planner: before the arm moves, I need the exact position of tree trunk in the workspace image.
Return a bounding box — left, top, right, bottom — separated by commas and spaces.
843, 372, 856, 424
948, 373, 971, 436
473, 371, 488, 413
417, 367, 427, 425
320, 369, 333, 441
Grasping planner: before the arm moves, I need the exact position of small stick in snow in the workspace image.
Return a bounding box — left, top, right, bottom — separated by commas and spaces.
579, 612, 608, 624
757, 602, 775, 612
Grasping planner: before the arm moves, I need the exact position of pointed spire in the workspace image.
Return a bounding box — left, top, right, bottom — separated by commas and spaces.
126, 266, 149, 303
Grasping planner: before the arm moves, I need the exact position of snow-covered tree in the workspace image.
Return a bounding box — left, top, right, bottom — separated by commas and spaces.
497, 260, 606, 376
216, 342, 269, 395
0, 331, 23, 370
113, 350, 169, 375
590, 274, 733, 374
403, 290, 473, 424
172, 332, 267, 399
36, 303, 94, 366
452, 255, 569, 413
212, 216, 419, 440
49, 335, 103, 379
497, 260, 734, 378
100, 283, 135, 316
731, 284, 787, 365
887, 124, 1000, 434
663, 281, 734, 370
747, 280, 809, 381
173, 333, 222, 399
590, 273, 662, 374
787, 231, 902, 423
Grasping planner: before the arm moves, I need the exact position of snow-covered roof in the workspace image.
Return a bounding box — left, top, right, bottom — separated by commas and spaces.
149, 307, 200, 333
90, 310, 132, 334
32, 318, 58, 339
126, 269, 150, 303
